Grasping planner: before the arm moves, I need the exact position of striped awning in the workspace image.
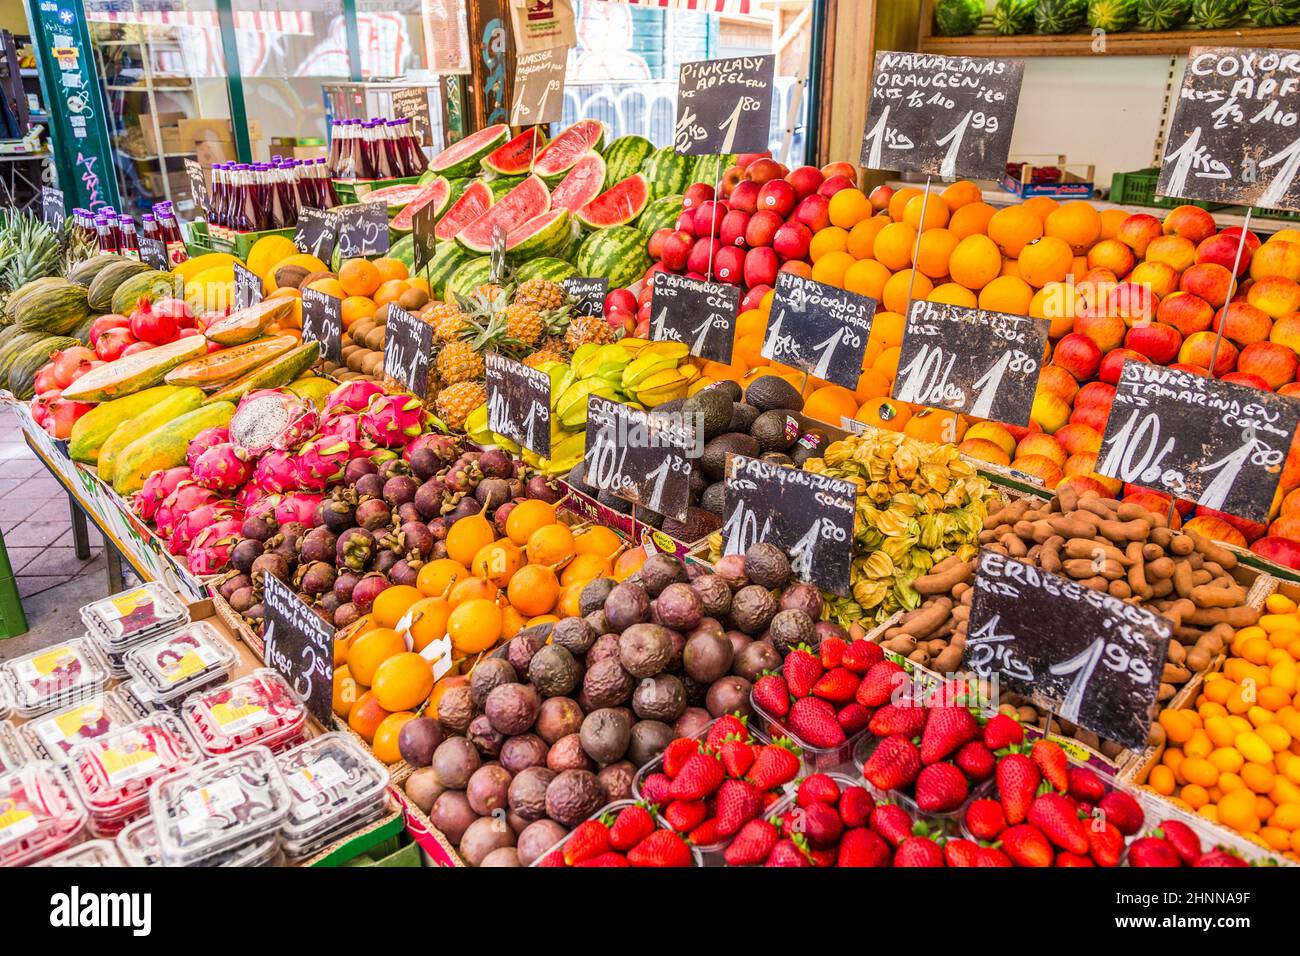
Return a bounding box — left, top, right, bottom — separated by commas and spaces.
595, 0, 754, 13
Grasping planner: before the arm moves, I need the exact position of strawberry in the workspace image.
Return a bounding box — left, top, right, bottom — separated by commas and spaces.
1155, 820, 1201, 865
608, 804, 656, 851
799, 800, 844, 849
723, 818, 779, 866
1195, 850, 1249, 867
920, 706, 979, 764
807, 844, 838, 867
954, 740, 996, 781
981, 713, 1024, 750
668, 753, 725, 800
752, 674, 791, 717
747, 740, 802, 790
819, 635, 847, 669
715, 778, 765, 837
784, 646, 824, 698
837, 827, 891, 867
863, 734, 921, 792
943, 838, 982, 867
841, 639, 884, 674
1067, 766, 1106, 804
868, 701, 927, 738
627, 829, 693, 867
705, 713, 749, 750
812, 666, 860, 704
796, 773, 842, 807
894, 835, 945, 867
976, 845, 1013, 867
537, 849, 566, 867
964, 798, 1007, 840
836, 702, 873, 734
718, 738, 755, 778
915, 762, 969, 813
1127, 836, 1181, 867
688, 817, 720, 846
1055, 852, 1094, 867
855, 660, 906, 707
1098, 790, 1144, 836
1031, 739, 1069, 792
766, 838, 811, 867
868, 803, 915, 847
640, 771, 672, 804
563, 819, 611, 865
996, 752, 1040, 824
838, 785, 875, 828
575, 851, 630, 867
1001, 824, 1054, 867
787, 696, 847, 748
1086, 818, 1124, 868
663, 799, 707, 833
1028, 792, 1089, 854
662, 738, 701, 778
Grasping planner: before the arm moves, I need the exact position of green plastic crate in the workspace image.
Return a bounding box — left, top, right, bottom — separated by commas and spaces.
1109, 168, 1226, 212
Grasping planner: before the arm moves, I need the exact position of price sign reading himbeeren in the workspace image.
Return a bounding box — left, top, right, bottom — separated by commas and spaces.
486, 352, 552, 457
583, 395, 696, 522
760, 271, 874, 389
674, 55, 776, 156
649, 272, 740, 364
301, 286, 342, 364
382, 305, 435, 399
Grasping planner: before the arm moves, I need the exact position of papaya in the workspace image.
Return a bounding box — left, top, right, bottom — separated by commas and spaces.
68, 385, 185, 463
112, 402, 236, 495
97, 387, 204, 480
204, 341, 320, 404
62, 336, 209, 403
202, 299, 294, 346
111, 269, 177, 317
165, 335, 298, 388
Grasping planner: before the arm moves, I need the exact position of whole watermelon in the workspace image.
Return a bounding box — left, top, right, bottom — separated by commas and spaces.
1248, 0, 1300, 25
576, 226, 651, 290
1035, 0, 1088, 31
1190, 0, 1245, 25
935, 0, 986, 34
1088, 0, 1139, 28
602, 135, 654, 188
992, 0, 1037, 32
1136, 0, 1191, 27
641, 146, 694, 200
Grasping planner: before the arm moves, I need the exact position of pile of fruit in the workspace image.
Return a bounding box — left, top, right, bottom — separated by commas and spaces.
937, 0, 1300, 37
536, 802, 696, 867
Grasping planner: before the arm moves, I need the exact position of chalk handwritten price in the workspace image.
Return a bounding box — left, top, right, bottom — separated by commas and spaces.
760, 271, 874, 390
674, 55, 776, 156
584, 396, 695, 522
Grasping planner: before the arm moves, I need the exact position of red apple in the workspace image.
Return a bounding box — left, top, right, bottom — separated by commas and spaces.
821, 161, 857, 181
687, 237, 718, 276
1197, 232, 1255, 275
1157, 291, 1214, 337
793, 194, 830, 233
1099, 348, 1150, 385
743, 247, 779, 288
1221, 371, 1271, 390
713, 246, 746, 286
1237, 340, 1298, 389
1213, 301, 1272, 345
757, 180, 797, 218
785, 165, 825, 200
1107, 281, 1155, 325
648, 228, 672, 260
1163, 205, 1217, 244
1069, 402, 1110, 433
606, 308, 635, 335
693, 200, 730, 239
660, 231, 693, 272
682, 181, 715, 211
744, 210, 783, 248
741, 283, 772, 313
1052, 332, 1103, 381
729, 179, 761, 214
1124, 322, 1182, 365
746, 158, 785, 184
772, 221, 812, 262
818, 175, 855, 199
675, 211, 696, 238
868, 184, 894, 212
1075, 380, 1116, 409
720, 164, 744, 198
719, 209, 751, 248
736, 151, 771, 170
1117, 213, 1162, 256
605, 288, 637, 315
1251, 536, 1300, 570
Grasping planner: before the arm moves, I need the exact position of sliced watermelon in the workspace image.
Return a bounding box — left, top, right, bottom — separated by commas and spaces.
457, 175, 551, 253
578, 174, 650, 230
505, 209, 572, 261
533, 119, 606, 180
482, 128, 547, 177
389, 178, 451, 233
434, 180, 493, 243
361, 182, 435, 213
550, 153, 607, 214
428, 123, 509, 178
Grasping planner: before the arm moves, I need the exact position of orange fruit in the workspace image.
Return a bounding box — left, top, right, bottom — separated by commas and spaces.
843, 259, 891, 299
341, 295, 377, 328
856, 396, 910, 431
1021, 196, 1060, 222
928, 282, 977, 307
904, 407, 961, 444
614, 546, 648, 581
471, 539, 525, 587
847, 216, 889, 259
446, 510, 496, 566
268, 285, 302, 300
940, 180, 982, 210
1017, 236, 1074, 288
556, 581, 586, 618
987, 205, 1043, 257
888, 187, 921, 222
872, 345, 902, 381
873, 221, 918, 271
949, 234, 1001, 290
979, 275, 1034, 315
373, 279, 411, 308
334, 633, 350, 668
448, 576, 500, 607
1099, 208, 1130, 240
447, 598, 503, 653
347, 691, 391, 744
406, 596, 452, 652
526, 523, 575, 567
869, 310, 906, 350
913, 228, 959, 278
735, 308, 766, 338
416, 558, 469, 597
575, 525, 621, 559
332, 665, 359, 719
903, 193, 949, 232
372, 584, 423, 629
306, 276, 346, 299
883, 269, 932, 315
504, 499, 557, 546
507, 564, 560, 617
346, 627, 405, 686
339, 258, 381, 298
372, 256, 409, 283
803, 385, 859, 425
1045, 201, 1102, 254
828, 188, 872, 228
561, 553, 613, 587
501, 604, 527, 639
809, 226, 849, 262
854, 367, 891, 402
371, 652, 436, 711
372, 711, 417, 763
810, 250, 855, 287
949, 201, 996, 239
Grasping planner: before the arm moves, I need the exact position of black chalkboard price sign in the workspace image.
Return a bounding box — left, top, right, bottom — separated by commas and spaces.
139, 235, 168, 271
1096, 361, 1300, 526
721, 453, 856, 596
584, 395, 695, 522
391, 85, 435, 147
412, 198, 438, 276
760, 271, 874, 389
1157, 47, 1300, 211
965, 550, 1172, 751
335, 201, 389, 258
485, 352, 552, 457
41, 186, 64, 229
262, 574, 334, 726
382, 305, 435, 399
674, 55, 776, 155
564, 277, 608, 317
650, 272, 740, 364
301, 286, 342, 364
184, 158, 207, 212
892, 300, 1048, 427
294, 206, 337, 259
512, 46, 568, 126
861, 51, 1024, 180
233, 260, 263, 312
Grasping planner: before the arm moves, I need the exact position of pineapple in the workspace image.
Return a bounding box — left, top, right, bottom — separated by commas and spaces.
503, 300, 545, 347
473, 283, 509, 311
436, 381, 487, 431
565, 314, 616, 350
514, 278, 566, 311
0, 211, 63, 294
523, 337, 570, 369
436, 339, 484, 385
426, 301, 469, 343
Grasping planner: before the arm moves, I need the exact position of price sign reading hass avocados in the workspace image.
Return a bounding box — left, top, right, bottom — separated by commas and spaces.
675, 55, 776, 155
335, 201, 389, 258
650, 272, 740, 364
861, 51, 1024, 180
295, 206, 337, 259
1158, 47, 1300, 211
965, 550, 1171, 751
261, 574, 334, 727
761, 271, 874, 389
382, 305, 435, 399
301, 286, 342, 364
233, 261, 263, 312
1097, 362, 1300, 526
564, 277, 608, 317
486, 352, 552, 457
722, 454, 856, 596
584, 396, 695, 522
893, 300, 1048, 426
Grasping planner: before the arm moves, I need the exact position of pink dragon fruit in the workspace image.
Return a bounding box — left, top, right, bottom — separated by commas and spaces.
185, 517, 244, 575
361, 393, 425, 447
251, 449, 302, 494
168, 503, 240, 557
155, 482, 220, 538
236, 483, 263, 510
186, 426, 231, 468
191, 442, 253, 492
324, 380, 387, 418
229, 389, 319, 453
296, 437, 353, 489
273, 492, 322, 527
135, 466, 191, 521
403, 432, 459, 465
317, 412, 365, 446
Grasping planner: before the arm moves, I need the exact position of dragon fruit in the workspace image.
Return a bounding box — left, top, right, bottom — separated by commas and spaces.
191, 442, 253, 492
324, 380, 387, 418
317, 412, 366, 446
185, 516, 244, 575
273, 492, 323, 527
297, 437, 353, 488
236, 483, 263, 510
135, 466, 191, 521
252, 450, 302, 494
155, 482, 220, 539
229, 389, 319, 454
168, 503, 240, 557
187, 426, 231, 468
361, 393, 425, 448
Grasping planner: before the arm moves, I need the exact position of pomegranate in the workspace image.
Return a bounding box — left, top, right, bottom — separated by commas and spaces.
129, 298, 179, 345
151, 296, 194, 327
45, 398, 94, 439
95, 327, 136, 361
121, 341, 155, 357
65, 359, 103, 387
33, 363, 60, 396
50, 347, 96, 387
88, 314, 130, 346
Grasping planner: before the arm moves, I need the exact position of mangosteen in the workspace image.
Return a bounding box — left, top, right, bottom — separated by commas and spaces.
318, 592, 341, 617
436, 684, 476, 734
632, 674, 687, 722
397, 520, 433, 559
344, 458, 377, 484
229, 586, 256, 613
478, 448, 513, 479
549, 617, 596, 657
333, 603, 360, 628
217, 573, 250, 601
250, 551, 292, 584
508, 766, 555, 821
384, 475, 419, 509
597, 760, 636, 802
484, 683, 541, 736
580, 577, 617, 616
628, 720, 675, 767
390, 559, 421, 587
408, 447, 444, 481
226, 538, 261, 576
321, 495, 357, 535
526, 475, 563, 503
377, 458, 411, 481
499, 734, 548, 775
470, 658, 518, 708
638, 553, 687, 596
245, 603, 265, 622
683, 629, 735, 683
780, 582, 824, 620
654, 582, 703, 631
467, 714, 506, 758
714, 553, 749, 591
299, 527, 336, 565
545, 770, 604, 827
355, 498, 390, 531
691, 574, 733, 618
240, 514, 275, 542
731, 584, 779, 635
297, 561, 336, 597
768, 607, 816, 654
535, 697, 584, 745
493, 500, 519, 537
582, 657, 635, 708
447, 495, 482, 524
579, 708, 631, 765
396, 502, 423, 525
734, 640, 782, 682
414, 480, 443, 520
333, 570, 360, 604
618, 624, 676, 678
336, 528, 375, 571
354, 472, 386, 500
373, 548, 401, 577
706, 676, 753, 719
604, 582, 651, 631
528, 644, 580, 698
475, 477, 512, 511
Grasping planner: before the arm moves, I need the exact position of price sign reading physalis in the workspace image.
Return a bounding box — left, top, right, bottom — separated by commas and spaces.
584, 395, 696, 522
261, 574, 334, 726
721, 453, 856, 596
964, 550, 1171, 751
335, 201, 389, 258
761, 271, 874, 389
650, 272, 740, 364
674, 55, 776, 155
485, 352, 552, 457
233, 261, 263, 311
1096, 362, 1300, 525
893, 300, 1048, 426
382, 305, 435, 399
301, 286, 342, 364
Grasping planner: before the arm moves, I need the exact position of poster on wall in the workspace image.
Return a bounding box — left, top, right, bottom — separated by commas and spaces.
422, 0, 471, 74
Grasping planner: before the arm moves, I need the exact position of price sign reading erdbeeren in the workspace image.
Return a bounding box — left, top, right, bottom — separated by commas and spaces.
583, 395, 695, 522
760, 271, 874, 389
1158, 47, 1300, 211
861, 51, 1024, 180
675, 55, 776, 156
650, 272, 740, 364
1096, 362, 1300, 526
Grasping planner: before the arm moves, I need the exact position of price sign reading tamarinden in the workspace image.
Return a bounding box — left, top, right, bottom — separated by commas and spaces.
1097, 362, 1300, 526
893, 300, 1049, 427
674, 55, 776, 155
1158, 47, 1300, 211
583, 396, 696, 522
650, 272, 740, 364
760, 271, 874, 390
964, 550, 1171, 751
485, 352, 551, 457
861, 51, 1024, 180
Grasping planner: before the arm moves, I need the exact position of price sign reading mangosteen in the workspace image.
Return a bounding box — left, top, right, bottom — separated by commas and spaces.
674, 55, 776, 155
261, 574, 334, 727
965, 550, 1171, 751
233, 261, 263, 312
861, 51, 1024, 180
301, 286, 342, 364
1158, 47, 1300, 211
41, 186, 64, 229
382, 305, 435, 400
1096, 362, 1300, 526
761, 271, 874, 389
650, 272, 740, 364
721, 453, 856, 596
485, 352, 551, 457
335, 201, 389, 258
512, 46, 568, 126
184, 158, 207, 212
294, 206, 337, 260
563, 277, 608, 318
893, 300, 1049, 426
139, 235, 169, 272
584, 395, 695, 522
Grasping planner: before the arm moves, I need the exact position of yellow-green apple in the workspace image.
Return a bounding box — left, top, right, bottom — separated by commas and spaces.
1179, 330, 1238, 375
1247, 277, 1300, 318
1251, 240, 1300, 282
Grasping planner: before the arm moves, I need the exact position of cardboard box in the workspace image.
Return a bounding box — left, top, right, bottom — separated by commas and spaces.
140, 111, 185, 155
269, 137, 326, 162
178, 117, 263, 145
195, 139, 237, 166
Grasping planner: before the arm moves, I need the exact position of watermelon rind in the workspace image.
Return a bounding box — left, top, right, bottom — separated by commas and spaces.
637, 194, 685, 237
550, 154, 608, 213
691, 154, 738, 189
435, 180, 494, 243
575, 225, 651, 290
422, 242, 473, 299
1034, 0, 1087, 32
602, 135, 655, 188
516, 257, 578, 284
487, 176, 525, 199
506, 209, 572, 261
428, 123, 510, 178
555, 221, 584, 263
641, 146, 695, 200
389, 178, 451, 233
482, 128, 548, 177
445, 177, 473, 205
533, 119, 607, 180
361, 182, 435, 214
1188, 0, 1244, 26
447, 256, 492, 302
578, 174, 651, 230
456, 175, 551, 253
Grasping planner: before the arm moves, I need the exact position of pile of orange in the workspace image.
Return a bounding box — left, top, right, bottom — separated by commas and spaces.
303, 256, 427, 332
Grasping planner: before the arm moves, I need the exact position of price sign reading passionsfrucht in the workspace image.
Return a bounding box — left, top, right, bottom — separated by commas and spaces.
761, 271, 874, 389
486, 352, 552, 457
584, 396, 695, 522
650, 272, 740, 364
675, 55, 776, 156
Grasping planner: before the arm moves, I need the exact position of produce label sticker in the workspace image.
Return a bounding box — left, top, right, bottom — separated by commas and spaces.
178, 780, 243, 833
161, 645, 222, 685
964, 550, 1171, 751
861, 51, 1024, 181
675, 55, 776, 155
1096, 361, 1300, 526
1157, 47, 1300, 211
288, 757, 348, 803
17, 648, 79, 681
208, 700, 272, 735
43, 705, 108, 751
108, 590, 151, 619
0, 805, 36, 847
100, 743, 161, 787
761, 271, 874, 390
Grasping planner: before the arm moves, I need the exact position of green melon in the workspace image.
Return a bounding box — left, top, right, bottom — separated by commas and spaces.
935, 0, 985, 34
575, 226, 650, 290
1246, 0, 1296, 22
505, 210, 572, 261
423, 242, 473, 299
427, 123, 510, 179
1136, 0, 1190, 27
637, 194, 685, 237
602, 135, 655, 188
516, 258, 578, 284
1035, 0, 1088, 32
691, 154, 738, 189
447, 256, 492, 302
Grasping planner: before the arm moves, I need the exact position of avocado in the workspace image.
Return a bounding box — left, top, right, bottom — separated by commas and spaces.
791, 428, 829, 467
662, 506, 723, 542
745, 374, 804, 412
684, 387, 734, 441
761, 452, 794, 467
700, 432, 761, 481
751, 408, 800, 452
702, 379, 742, 403
598, 487, 633, 514
700, 482, 726, 516
728, 402, 761, 433
566, 460, 600, 498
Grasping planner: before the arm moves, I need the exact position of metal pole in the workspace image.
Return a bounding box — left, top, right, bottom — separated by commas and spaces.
1205, 207, 1254, 380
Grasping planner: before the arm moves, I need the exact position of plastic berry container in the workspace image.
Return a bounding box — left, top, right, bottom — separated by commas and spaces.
205, 832, 282, 868
0, 721, 31, 774
0, 762, 89, 867
1, 638, 112, 718
124, 622, 238, 706
148, 745, 291, 866
528, 800, 705, 867
749, 675, 866, 774
80, 582, 188, 651
276, 732, 389, 860
34, 838, 124, 867
115, 816, 164, 867
180, 669, 308, 757
20, 693, 135, 765
0, 679, 12, 720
